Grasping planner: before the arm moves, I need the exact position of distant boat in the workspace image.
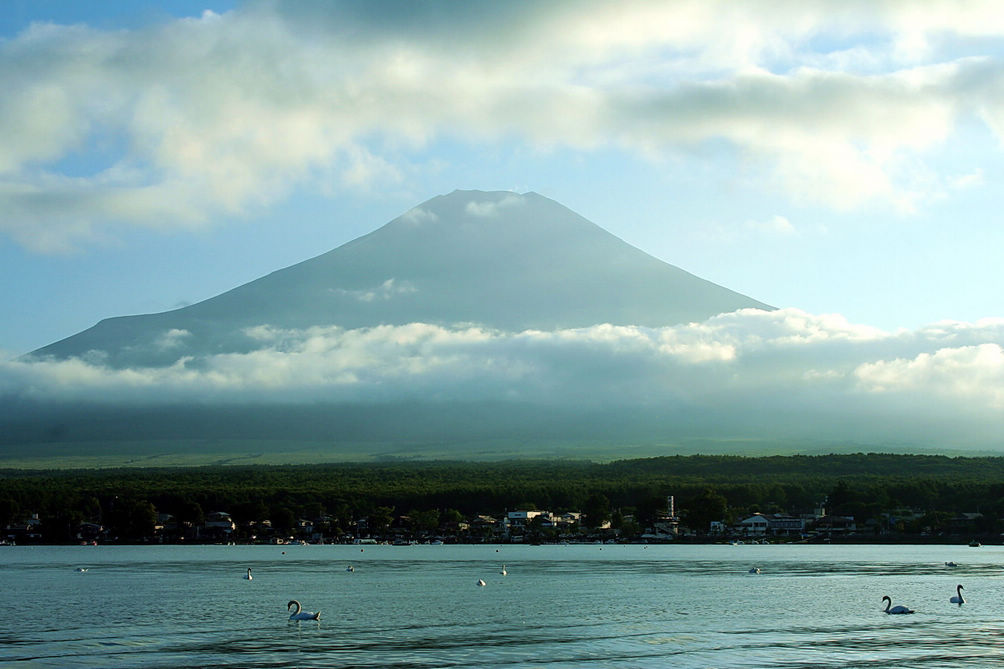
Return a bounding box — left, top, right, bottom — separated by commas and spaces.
945, 561, 959, 567
969, 540, 982, 547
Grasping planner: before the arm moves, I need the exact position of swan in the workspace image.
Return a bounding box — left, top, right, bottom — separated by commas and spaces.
500, 564, 507, 576
75, 567, 88, 572
950, 584, 965, 605
945, 561, 959, 567
244, 568, 253, 580
882, 595, 914, 614
287, 600, 321, 621
346, 565, 354, 572
477, 579, 486, 587
748, 567, 760, 574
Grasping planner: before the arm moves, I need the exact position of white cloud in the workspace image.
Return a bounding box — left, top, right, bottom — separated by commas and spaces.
856, 343, 1004, 407
6, 308, 1004, 445
5, 2, 1004, 249
705, 214, 800, 242
464, 194, 526, 218
748, 215, 796, 236
331, 278, 417, 303
948, 168, 985, 190
154, 329, 192, 351
399, 207, 438, 226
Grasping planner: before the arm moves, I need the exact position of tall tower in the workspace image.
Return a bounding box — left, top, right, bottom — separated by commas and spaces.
667, 495, 676, 520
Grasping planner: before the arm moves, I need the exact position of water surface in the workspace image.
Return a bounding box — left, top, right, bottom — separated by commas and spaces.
1, 543, 1000, 667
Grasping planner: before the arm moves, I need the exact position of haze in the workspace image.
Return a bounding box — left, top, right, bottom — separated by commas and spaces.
2, 2, 1004, 458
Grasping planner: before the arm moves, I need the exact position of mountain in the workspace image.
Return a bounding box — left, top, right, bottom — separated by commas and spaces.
3, 190, 780, 464
31, 190, 772, 368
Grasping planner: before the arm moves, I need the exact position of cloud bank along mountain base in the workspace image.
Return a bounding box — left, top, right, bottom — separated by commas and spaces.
4, 189, 1004, 454
5, 309, 1004, 451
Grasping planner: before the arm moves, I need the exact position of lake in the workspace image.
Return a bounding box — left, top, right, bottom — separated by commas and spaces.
0, 543, 1000, 667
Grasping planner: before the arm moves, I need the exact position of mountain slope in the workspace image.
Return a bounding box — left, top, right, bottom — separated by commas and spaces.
32, 190, 772, 367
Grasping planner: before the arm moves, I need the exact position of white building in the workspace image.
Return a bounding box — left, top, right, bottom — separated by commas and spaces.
767, 515, 805, 535
505, 510, 546, 532
739, 514, 769, 536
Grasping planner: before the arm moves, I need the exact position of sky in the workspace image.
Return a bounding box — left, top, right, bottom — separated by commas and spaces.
3, 1, 1004, 451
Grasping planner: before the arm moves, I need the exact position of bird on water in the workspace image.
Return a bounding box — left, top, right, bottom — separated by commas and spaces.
882, 596, 914, 614
287, 600, 321, 621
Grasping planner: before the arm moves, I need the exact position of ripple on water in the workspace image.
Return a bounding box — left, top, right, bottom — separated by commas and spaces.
4, 544, 1004, 667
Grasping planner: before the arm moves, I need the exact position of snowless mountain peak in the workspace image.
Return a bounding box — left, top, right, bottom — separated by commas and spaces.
32, 190, 772, 367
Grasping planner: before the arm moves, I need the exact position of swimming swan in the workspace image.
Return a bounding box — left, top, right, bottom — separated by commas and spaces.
748, 567, 761, 574
477, 579, 486, 587
287, 600, 321, 621
950, 584, 965, 605
244, 568, 253, 580
500, 564, 507, 576
882, 595, 914, 614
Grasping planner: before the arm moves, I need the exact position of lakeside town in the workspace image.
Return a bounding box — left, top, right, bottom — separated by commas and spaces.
3, 495, 992, 546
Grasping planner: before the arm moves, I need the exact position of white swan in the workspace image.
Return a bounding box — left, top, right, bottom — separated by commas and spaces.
75, 567, 88, 572
244, 568, 253, 580
882, 595, 914, 614
477, 579, 486, 587
950, 584, 965, 605
500, 564, 507, 576
287, 600, 321, 621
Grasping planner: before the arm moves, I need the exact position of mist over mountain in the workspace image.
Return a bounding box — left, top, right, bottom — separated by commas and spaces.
5, 191, 1004, 463
32, 190, 771, 368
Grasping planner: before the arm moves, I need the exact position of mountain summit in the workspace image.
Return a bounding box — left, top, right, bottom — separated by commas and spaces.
33, 190, 772, 367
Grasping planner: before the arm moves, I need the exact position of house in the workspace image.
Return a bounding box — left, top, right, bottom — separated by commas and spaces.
4, 513, 42, 543
77, 522, 105, 542
505, 510, 549, 536
813, 515, 856, 534
506, 510, 545, 528
739, 514, 770, 536
203, 511, 236, 538
766, 514, 805, 536
552, 512, 581, 528
950, 512, 984, 534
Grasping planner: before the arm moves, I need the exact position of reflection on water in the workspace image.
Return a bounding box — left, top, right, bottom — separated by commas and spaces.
1, 544, 1003, 667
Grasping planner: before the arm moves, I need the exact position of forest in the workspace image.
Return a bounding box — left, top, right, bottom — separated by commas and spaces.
3, 453, 1004, 543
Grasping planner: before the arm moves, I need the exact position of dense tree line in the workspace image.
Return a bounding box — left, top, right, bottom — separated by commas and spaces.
4, 453, 1004, 542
